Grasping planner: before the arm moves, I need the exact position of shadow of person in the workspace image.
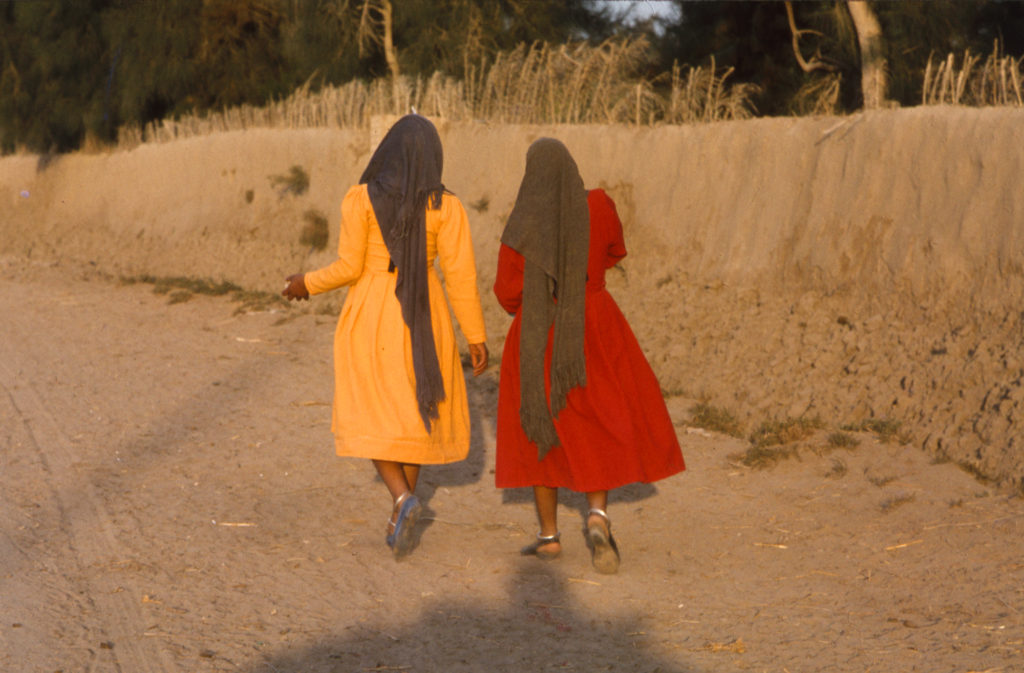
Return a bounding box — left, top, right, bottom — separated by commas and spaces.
500, 480, 661, 536
420, 365, 498, 493
243, 559, 697, 673
501, 482, 659, 507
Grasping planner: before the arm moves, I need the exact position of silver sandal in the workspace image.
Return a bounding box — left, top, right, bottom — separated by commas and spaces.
520, 531, 562, 560
386, 491, 421, 558
586, 508, 620, 574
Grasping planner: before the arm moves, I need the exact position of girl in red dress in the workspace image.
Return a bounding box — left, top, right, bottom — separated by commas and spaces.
494, 138, 685, 574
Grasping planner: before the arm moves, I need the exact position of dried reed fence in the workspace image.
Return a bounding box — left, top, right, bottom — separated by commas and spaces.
118, 39, 757, 148
663, 57, 762, 123
923, 45, 1024, 106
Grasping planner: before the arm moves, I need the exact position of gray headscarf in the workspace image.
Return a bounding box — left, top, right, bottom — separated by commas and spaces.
360, 114, 446, 432
500, 138, 590, 459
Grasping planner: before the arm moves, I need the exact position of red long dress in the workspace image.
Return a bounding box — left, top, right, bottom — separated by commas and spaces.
494, 189, 685, 491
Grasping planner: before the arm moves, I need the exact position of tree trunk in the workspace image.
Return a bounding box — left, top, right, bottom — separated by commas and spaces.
847, 1, 889, 109
358, 0, 399, 79
380, 0, 399, 79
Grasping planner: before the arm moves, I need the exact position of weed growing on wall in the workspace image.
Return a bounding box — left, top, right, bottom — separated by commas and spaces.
300, 210, 329, 251
269, 165, 309, 197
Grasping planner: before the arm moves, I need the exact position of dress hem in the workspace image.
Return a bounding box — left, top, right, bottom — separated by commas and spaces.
334, 435, 470, 465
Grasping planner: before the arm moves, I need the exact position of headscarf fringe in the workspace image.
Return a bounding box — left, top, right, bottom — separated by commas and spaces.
520, 409, 561, 460
550, 361, 587, 419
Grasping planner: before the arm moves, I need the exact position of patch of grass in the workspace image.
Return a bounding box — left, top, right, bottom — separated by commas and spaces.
733, 444, 799, 470
825, 458, 847, 479
880, 493, 916, 512
953, 459, 994, 485
122, 275, 287, 314
728, 416, 826, 469
300, 209, 330, 251
792, 71, 841, 115
841, 418, 903, 444
690, 402, 743, 438
138, 275, 243, 296
269, 165, 309, 197
167, 289, 193, 304
231, 288, 289, 314
827, 431, 860, 450
924, 46, 1024, 106
272, 314, 299, 326
866, 473, 897, 488
748, 416, 823, 449
930, 450, 997, 488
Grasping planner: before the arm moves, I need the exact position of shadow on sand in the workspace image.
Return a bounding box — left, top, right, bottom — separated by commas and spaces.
404, 370, 664, 557
244, 559, 696, 673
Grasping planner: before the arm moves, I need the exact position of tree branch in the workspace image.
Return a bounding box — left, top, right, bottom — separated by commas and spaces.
785, 1, 836, 73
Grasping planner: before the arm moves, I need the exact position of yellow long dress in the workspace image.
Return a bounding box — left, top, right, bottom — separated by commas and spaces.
303, 184, 487, 464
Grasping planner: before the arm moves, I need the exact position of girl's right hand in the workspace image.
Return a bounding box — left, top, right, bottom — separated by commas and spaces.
282, 274, 309, 301
468, 342, 489, 376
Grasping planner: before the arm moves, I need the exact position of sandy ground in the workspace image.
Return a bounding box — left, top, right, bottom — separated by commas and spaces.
2, 255, 1023, 673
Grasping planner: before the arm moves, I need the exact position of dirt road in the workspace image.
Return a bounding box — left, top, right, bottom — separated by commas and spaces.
2, 257, 1022, 672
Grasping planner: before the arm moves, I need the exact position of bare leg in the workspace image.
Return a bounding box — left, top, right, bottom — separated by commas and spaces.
373, 459, 424, 526
534, 486, 559, 536
373, 459, 414, 501
530, 485, 561, 555
585, 490, 608, 519
402, 464, 421, 493
374, 459, 422, 556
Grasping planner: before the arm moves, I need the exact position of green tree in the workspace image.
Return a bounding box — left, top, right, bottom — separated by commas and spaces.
101, 0, 203, 135
656, 1, 816, 115
281, 0, 369, 86
871, 0, 1024, 104
656, 0, 1024, 115
195, 0, 291, 107
0, 0, 615, 153
387, 0, 614, 79
1, 0, 109, 152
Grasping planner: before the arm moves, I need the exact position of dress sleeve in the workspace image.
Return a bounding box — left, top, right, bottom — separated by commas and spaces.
590, 189, 627, 268
303, 185, 369, 295
436, 195, 488, 344
493, 243, 525, 315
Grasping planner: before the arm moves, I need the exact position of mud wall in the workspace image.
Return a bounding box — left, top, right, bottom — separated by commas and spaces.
3, 106, 1023, 489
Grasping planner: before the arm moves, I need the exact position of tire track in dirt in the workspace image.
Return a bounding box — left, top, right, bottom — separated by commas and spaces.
0, 385, 99, 672
0, 303, 176, 672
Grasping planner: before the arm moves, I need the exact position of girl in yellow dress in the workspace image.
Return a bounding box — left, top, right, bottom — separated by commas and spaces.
282, 115, 488, 558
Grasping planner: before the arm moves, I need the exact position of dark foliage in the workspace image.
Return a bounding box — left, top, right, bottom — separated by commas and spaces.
0, 0, 611, 153
656, 0, 1024, 115
1, 0, 1022, 153
393, 0, 613, 79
